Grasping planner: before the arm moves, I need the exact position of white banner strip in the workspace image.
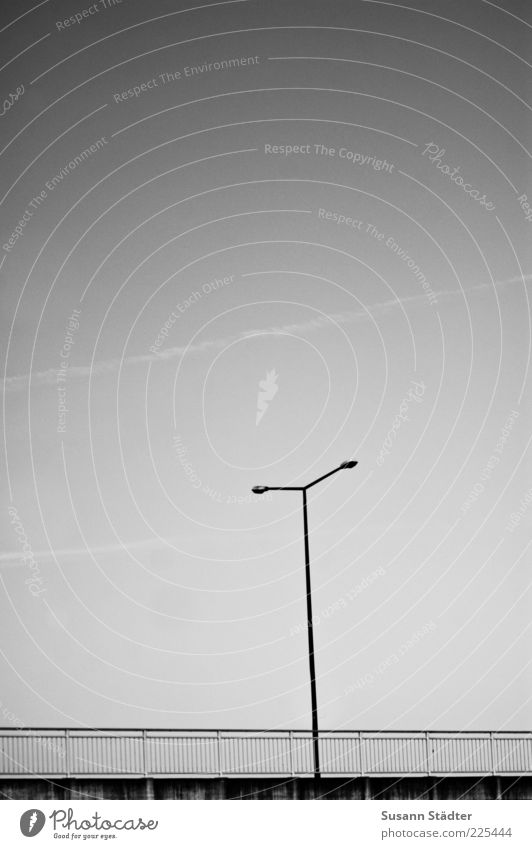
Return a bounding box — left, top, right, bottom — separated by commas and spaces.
0, 800, 531, 848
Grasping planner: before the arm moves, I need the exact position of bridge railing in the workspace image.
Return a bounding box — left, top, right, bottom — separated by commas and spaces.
1, 730, 531, 778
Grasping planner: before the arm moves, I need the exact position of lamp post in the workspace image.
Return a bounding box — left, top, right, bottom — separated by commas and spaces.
252, 460, 358, 778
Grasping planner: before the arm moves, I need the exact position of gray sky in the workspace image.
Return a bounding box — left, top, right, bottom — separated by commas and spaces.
1, 0, 531, 732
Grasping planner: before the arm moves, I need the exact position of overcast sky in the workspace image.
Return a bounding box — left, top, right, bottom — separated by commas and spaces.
1, 0, 531, 732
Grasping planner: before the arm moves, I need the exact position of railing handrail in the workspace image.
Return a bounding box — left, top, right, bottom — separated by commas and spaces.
1, 727, 530, 734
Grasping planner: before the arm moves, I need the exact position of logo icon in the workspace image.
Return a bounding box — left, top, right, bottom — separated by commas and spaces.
20, 809, 46, 837
256, 369, 279, 425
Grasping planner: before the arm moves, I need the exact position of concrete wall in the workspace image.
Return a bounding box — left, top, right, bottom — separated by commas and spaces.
1, 776, 532, 800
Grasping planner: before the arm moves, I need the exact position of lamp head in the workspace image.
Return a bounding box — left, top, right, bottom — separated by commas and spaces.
339, 460, 358, 469
252, 485, 270, 494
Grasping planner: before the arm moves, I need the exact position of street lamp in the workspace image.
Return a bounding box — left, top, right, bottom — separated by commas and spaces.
252, 460, 359, 778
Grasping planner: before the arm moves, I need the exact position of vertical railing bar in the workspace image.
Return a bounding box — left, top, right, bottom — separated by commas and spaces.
65, 729, 70, 778
217, 730, 223, 777
490, 731, 496, 776
426, 731, 431, 776
289, 730, 294, 776
142, 729, 148, 777
360, 732, 366, 776
32, 734, 37, 776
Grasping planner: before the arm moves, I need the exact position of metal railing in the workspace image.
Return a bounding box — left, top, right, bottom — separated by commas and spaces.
1, 730, 531, 778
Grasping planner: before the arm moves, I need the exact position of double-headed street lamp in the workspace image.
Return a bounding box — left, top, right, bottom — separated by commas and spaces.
252, 460, 358, 778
